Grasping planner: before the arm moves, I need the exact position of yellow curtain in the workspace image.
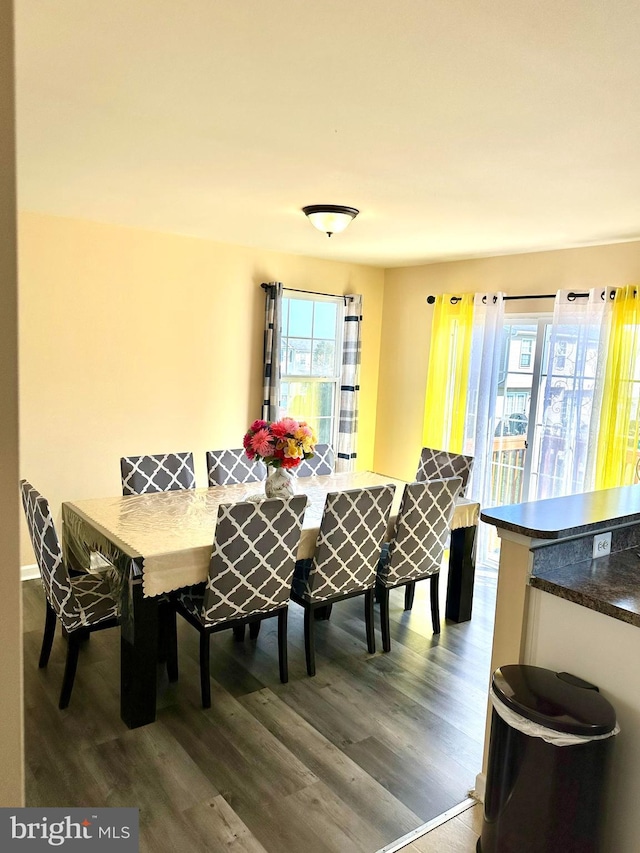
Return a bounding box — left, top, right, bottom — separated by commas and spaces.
423, 294, 475, 453
595, 285, 640, 489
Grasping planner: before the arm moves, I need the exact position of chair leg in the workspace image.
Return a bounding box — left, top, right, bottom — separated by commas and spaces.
404, 582, 416, 611
304, 606, 316, 677
313, 603, 333, 620
278, 608, 288, 683
200, 631, 212, 709
39, 601, 57, 668
232, 625, 245, 641
249, 620, 261, 640
59, 632, 82, 709
430, 573, 441, 634
165, 606, 179, 683
365, 589, 376, 654
379, 586, 391, 653
61, 625, 90, 643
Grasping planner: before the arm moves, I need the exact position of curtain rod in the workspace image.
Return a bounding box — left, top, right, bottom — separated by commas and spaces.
261, 282, 347, 303
426, 290, 615, 305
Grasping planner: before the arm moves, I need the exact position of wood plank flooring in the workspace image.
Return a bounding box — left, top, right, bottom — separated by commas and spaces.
394, 802, 483, 853
23, 563, 496, 853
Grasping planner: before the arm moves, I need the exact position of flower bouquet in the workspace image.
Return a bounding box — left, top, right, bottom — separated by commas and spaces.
243, 417, 316, 497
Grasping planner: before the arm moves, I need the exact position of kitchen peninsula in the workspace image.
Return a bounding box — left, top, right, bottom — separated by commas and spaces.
479, 485, 640, 853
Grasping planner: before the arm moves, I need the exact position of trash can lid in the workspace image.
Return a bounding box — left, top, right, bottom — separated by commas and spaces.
492, 665, 617, 736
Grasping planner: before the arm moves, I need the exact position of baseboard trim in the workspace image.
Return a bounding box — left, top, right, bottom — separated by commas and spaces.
473, 772, 486, 802
21, 564, 39, 582
375, 797, 478, 853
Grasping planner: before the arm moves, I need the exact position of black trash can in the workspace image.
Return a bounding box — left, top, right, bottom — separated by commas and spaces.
478, 664, 618, 853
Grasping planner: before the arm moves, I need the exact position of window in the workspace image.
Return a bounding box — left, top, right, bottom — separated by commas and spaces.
279, 292, 343, 445
519, 338, 533, 368
554, 339, 567, 371
505, 390, 529, 415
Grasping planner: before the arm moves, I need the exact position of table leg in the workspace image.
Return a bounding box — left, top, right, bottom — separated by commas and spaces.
445, 525, 477, 623
120, 575, 159, 728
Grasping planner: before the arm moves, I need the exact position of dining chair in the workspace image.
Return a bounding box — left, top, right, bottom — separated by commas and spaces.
167, 495, 307, 708
120, 452, 196, 496
20, 480, 120, 709
206, 448, 267, 486
376, 478, 462, 651
415, 447, 474, 495
295, 443, 335, 477
290, 484, 395, 676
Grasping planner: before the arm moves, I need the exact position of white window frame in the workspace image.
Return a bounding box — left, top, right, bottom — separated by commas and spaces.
519, 338, 533, 368
279, 290, 344, 448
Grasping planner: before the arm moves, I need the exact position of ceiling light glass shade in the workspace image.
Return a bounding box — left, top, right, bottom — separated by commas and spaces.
302, 204, 359, 237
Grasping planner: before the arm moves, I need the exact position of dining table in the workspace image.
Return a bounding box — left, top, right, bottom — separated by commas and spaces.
62, 470, 480, 728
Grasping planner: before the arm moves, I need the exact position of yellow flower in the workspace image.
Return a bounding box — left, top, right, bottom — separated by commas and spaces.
294, 426, 316, 453
284, 438, 304, 459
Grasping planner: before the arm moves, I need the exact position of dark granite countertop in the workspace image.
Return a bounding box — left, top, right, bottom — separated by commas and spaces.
531, 548, 640, 627
481, 484, 640, 539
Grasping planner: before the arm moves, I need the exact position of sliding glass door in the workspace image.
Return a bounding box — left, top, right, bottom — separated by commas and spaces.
485, 313, 603, 562
485, 320, 540, 561
491, 320, 539, 508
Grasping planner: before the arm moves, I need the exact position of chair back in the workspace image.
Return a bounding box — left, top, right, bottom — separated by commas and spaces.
415, 447, 474, 494
120, 452, 196, 495
206, 448, 267, 486
380, 478, 462, 587
301, 484, 395, 602
201, 495, 307, 626
20, 480, 83, 632
295, 443, 335, 477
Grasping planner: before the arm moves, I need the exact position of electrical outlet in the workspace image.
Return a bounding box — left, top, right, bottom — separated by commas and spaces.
593, 532, 612, 559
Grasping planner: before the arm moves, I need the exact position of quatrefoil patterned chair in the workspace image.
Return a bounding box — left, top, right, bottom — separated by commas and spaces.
168, 495, 307, 708
120, 452, 196, 496
290, 484, 395, 676
415, 447, 474, 495
376, 478, 462, 651
295, 443, 335, 477
20, 480, 120, 709
206, 448, 266, 486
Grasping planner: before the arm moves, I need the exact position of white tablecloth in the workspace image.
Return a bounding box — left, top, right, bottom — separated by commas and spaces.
63, 471, 480, 598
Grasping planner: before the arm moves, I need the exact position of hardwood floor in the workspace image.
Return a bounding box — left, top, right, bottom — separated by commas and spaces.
23, 563, 495, 853
392, 802, 483, 852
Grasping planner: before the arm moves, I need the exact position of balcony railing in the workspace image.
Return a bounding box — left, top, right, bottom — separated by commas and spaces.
490, 437, 525, 505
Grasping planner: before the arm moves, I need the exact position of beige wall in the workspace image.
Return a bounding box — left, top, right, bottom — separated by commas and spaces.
18, 212, 384, 565
0, 0, 24, 806
375, 240, 640, 481
20, 213, 640, 568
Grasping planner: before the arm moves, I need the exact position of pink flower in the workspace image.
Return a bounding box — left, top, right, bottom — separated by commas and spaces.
279, 417, 299, 435
250, 419, 267, 432
250, 428, 274, 458
270, 421, 289, 438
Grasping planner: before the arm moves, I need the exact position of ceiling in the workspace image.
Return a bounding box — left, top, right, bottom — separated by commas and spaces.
14, 0, 640, 268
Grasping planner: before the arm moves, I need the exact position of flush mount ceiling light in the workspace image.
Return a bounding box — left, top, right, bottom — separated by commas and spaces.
302, 204, 359, 237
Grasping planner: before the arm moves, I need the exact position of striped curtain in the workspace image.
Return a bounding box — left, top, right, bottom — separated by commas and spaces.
261, 282, 283, 422
336, 294, 362, 473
